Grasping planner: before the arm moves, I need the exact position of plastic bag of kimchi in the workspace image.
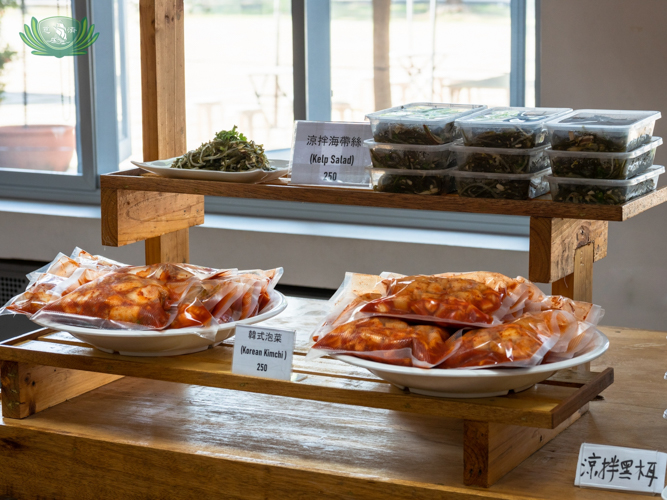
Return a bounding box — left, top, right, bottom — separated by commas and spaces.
30, 272, 219, 340
307, 316, 455, 368
211, 268, 284, 321
359, 275, 521, 328
310, 272, 387, 342
3, 252, 122, 316
437, 310, 576, 369
435, 271, 604, 325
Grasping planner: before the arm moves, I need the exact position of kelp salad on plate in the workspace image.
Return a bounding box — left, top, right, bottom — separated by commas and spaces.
171, 126, 274, 172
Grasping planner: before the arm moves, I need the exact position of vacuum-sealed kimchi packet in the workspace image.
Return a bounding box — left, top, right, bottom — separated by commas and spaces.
30, 271, 220, 339
435, 271, 604, 325
438, 310, 576, 369
310, 272, 387, 342
307, 316, 455, 368
3, 249, 126, 316
359, 274, 525, 328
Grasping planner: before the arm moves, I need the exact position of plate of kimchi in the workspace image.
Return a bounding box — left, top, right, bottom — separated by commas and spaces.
331, 331, 608, 398
307, 271, 609, 397
1, 248, 287, 357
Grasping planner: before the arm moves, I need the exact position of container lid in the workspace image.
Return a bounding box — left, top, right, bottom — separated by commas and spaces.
450, 141, 550, 155
546, 109, 661, 130
547, 165, 665, 187
449, 167, 551, 181
455, 107, 572, 126
366, 103, 486, 124
367, 166, 455, 176
363, 138, 452, 151
545, 136, 663, 159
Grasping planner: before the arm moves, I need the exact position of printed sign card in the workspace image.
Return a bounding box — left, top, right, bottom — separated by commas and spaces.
290, 121, 372, 186
575, 443, 667, 494
232, 325, 296, 381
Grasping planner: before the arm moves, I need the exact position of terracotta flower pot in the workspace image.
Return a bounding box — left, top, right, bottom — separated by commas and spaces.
0, 125, 76, 171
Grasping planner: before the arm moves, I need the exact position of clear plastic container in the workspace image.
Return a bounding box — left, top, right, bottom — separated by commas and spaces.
547, 136, 662, 180
546, 109, 661, 152
364, 139, 455, 171
450, 168, 551, 200
455, 107, 572, 149
369, 167, 456, 195
548, 165, 664, 205
450, 142, 550, 174
366, 102, 486, 146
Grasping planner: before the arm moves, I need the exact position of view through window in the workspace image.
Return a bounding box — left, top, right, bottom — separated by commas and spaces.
120, 0, 534, 168
0, 0, 78, 174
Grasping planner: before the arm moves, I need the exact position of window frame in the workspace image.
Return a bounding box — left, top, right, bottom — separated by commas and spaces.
0, 0, 122, 204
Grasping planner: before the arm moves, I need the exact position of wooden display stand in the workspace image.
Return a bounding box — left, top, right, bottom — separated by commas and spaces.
1, 1, 665, 497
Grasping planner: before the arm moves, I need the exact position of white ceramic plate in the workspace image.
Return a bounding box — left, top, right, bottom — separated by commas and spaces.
331, 331, 609, 398
33, 291, 288, 357
131, 158, 290, 184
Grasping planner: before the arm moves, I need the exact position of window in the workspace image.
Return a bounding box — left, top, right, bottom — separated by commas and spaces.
2, 0, 535, 236
0, 0, 124, 203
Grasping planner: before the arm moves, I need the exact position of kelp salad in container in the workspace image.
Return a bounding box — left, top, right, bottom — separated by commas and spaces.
366, 102, 486, 145
546, 136, 662, 180
548, 165, 664, 205
450, 142, 550, 174
364, 139, 455, 171
546, 109, 661, 152
369, 167, 456, 195
456, 107, 571, 149
449, 168, 551, 200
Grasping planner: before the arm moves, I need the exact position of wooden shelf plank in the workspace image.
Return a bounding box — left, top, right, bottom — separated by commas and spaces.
0, 330, 611, 429
101, 169, 667, 222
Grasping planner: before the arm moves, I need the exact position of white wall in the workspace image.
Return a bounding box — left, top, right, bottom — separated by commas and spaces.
539, 0, 667, 330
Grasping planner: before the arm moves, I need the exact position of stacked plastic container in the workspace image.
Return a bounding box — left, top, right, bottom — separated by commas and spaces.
364, 103, 486, 195
448, 107, 571, 200
544, 110, 663, 204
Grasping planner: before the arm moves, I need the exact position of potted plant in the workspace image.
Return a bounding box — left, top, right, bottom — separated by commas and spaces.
0, 1, 76, 172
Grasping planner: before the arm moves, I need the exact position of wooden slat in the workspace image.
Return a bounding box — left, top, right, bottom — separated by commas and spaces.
550, 367, 613, 427
101, 189, 203, 247
100, 169, 667, 222
145, 227, 190, 264
139, 0, 186, 161
0, 361, 122, 419
0, 338, 610, 429
463, 405, 588, 488
552, 243, 595, 302
528, 218, 607, 283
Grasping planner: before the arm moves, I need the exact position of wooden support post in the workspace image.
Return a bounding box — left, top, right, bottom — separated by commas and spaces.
463, 404, 588, 487
1, 361, 122, 419
528, 217, 608, 292
140, 0, 190, 264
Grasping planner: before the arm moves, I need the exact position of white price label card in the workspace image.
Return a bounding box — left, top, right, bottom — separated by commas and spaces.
232, 325, 296, 381
575, 443, 667, 494
290, 120, 372, 186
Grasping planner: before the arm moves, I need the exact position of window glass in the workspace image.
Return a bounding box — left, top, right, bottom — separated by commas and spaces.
122, 0, 294, 168
0, 0, 79, 174
330, 0, 511, 120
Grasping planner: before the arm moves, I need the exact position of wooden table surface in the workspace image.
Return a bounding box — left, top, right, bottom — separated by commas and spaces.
0, 298, 666, 500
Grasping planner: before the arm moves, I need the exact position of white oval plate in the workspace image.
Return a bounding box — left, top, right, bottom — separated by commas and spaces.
331, 330, 609, 398
33, 291, 288, 357
131, 158, 290, 184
